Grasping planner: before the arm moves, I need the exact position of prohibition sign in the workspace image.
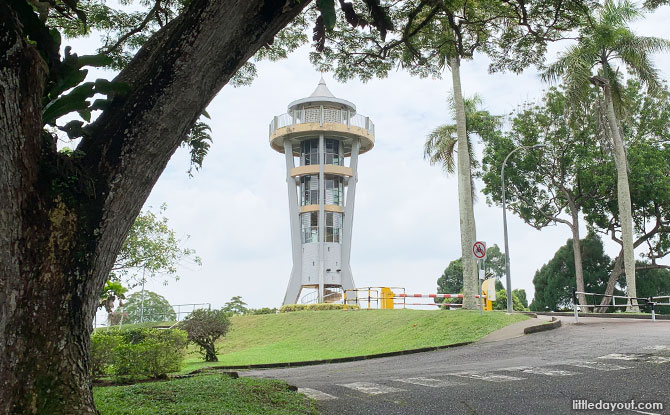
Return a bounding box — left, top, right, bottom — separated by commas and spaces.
473, 241, 487, 260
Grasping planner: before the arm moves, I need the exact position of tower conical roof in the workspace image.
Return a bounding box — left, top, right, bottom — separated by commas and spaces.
287, 77, 356, 113
309, 76, 335, 98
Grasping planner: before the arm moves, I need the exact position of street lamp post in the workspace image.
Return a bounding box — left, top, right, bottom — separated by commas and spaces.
501, 144, 545, 313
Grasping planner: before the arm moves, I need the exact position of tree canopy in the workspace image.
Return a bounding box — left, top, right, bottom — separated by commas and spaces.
120, 291, 176, 324
179, 308, 231, 362
111, 204, 201, 289
530, 233, 614, 311
222, 296, 249, 315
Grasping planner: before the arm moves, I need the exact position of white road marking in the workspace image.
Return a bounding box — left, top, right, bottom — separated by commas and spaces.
298, 388, 338, 401
393, 377, 465, 388
630, 410, 661, 415
598, 353, 645, 361
450, 373, 525, 382
519, 367, 578, 376
497, 366, 577, 376
643, 345, 670, 352
337, 382, 405, 395
598, 353, 670, 364
646, 355, 670, 364
568, 361, 632, 371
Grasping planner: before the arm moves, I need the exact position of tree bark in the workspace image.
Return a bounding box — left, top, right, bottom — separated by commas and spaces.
449, 56, 478, 310
601, 80, 638, 311
568, 204, 588, 308
596, 251, 624, 313
0, 0, 310, 413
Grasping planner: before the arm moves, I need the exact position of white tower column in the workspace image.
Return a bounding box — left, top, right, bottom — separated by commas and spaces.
318, 134, 325, 303
283, 140, 303, 305
341, 138, 359, 290
268, 77, 375, 306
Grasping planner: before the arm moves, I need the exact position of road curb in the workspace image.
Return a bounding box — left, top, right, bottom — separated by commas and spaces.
527, 311, 670, 321
523, 316, 561, 334
186, 341, 474, 373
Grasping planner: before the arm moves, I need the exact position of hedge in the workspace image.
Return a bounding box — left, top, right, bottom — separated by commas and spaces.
90, 328, 187, 380
279, 303, 360, 313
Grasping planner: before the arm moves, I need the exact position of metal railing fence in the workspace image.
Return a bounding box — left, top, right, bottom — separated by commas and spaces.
269, 107, 375, 137
572, 289, 670, 322
96, 303, 211, 328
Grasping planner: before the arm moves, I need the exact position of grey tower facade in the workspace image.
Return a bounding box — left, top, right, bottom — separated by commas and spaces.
269, 78, 375, 305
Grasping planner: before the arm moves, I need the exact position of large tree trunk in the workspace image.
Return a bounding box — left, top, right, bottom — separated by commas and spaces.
596, 251, 624, 313
568, 206, 587, 308
0, 0, 310, 413
449, 56, 478, 310
601, 81, 638, 311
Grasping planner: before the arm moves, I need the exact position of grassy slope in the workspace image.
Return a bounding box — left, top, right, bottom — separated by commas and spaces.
182, 310, 528, 371
94, 375, 317, 415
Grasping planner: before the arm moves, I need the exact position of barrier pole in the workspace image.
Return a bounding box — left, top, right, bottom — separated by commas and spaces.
651, 302, 656, 322
478, 260, 483, 316
572, 288, 579, 323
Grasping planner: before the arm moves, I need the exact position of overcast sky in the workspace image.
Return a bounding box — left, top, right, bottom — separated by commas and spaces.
75, 4, 670, 315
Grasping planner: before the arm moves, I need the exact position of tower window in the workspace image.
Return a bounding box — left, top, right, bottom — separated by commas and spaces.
300, 212, 319, 243
300, 139, 319, 165
325, 211, 343, 243
300, 175, 319, 206
324, 175, 344, 206
325, 139, 343, 166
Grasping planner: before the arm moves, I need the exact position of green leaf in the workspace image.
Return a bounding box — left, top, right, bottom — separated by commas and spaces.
316, 0, 337, 31
42, 82, 95, 125
49, 28, 62, 49
90, 99, 111, 112
59, 120, 87, 139
47, 68, 88, 101
78, 108, 92, 122
94, 78, 130, 95
75, 54, 113, 69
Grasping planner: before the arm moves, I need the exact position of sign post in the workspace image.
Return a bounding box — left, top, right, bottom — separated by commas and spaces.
473, 242, 487, 315
472, 241, 487, 261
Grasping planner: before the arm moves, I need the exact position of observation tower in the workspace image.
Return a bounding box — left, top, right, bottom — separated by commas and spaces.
269, 77, 375, 305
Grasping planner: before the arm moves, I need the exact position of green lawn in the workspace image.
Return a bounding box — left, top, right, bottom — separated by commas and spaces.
181, 309, 528, 372
94, 374, 317, 415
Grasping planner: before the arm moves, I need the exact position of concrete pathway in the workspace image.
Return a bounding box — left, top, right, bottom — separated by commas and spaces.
478, 314, 554, 343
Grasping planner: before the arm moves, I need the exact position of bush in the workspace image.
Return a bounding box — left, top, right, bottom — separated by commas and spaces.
247, 307, 278, 315
493, 289, 529, 312
90, 331, 124, 377
279, 303, 360, 312
179, 309, 231, 362
90, 328, 187, 380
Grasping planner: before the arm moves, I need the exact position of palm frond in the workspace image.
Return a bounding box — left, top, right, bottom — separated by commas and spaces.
600, 0, 641, 28
613, 34, 670, 94
424, 124, 458, 174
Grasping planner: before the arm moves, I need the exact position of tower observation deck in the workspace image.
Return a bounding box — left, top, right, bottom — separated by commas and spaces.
269, 78, 374, 305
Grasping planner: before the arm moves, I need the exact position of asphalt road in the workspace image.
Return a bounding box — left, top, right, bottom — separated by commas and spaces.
244, 317, 670, 415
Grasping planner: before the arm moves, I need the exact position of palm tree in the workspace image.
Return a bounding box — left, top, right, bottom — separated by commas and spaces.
425, 95, 500, 308
543, 0, 670, 310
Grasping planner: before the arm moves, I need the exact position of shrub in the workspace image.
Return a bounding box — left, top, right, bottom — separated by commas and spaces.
90, 331, 124, 377
115, 329, 187, 379
279, 303, 360, 313
89, 328, 187, 380
493, 289, 529, 312
247, 307, 278, 315
179, 309, 231, 362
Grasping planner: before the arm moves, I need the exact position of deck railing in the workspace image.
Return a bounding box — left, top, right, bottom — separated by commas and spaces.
269, 107, 374, 137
